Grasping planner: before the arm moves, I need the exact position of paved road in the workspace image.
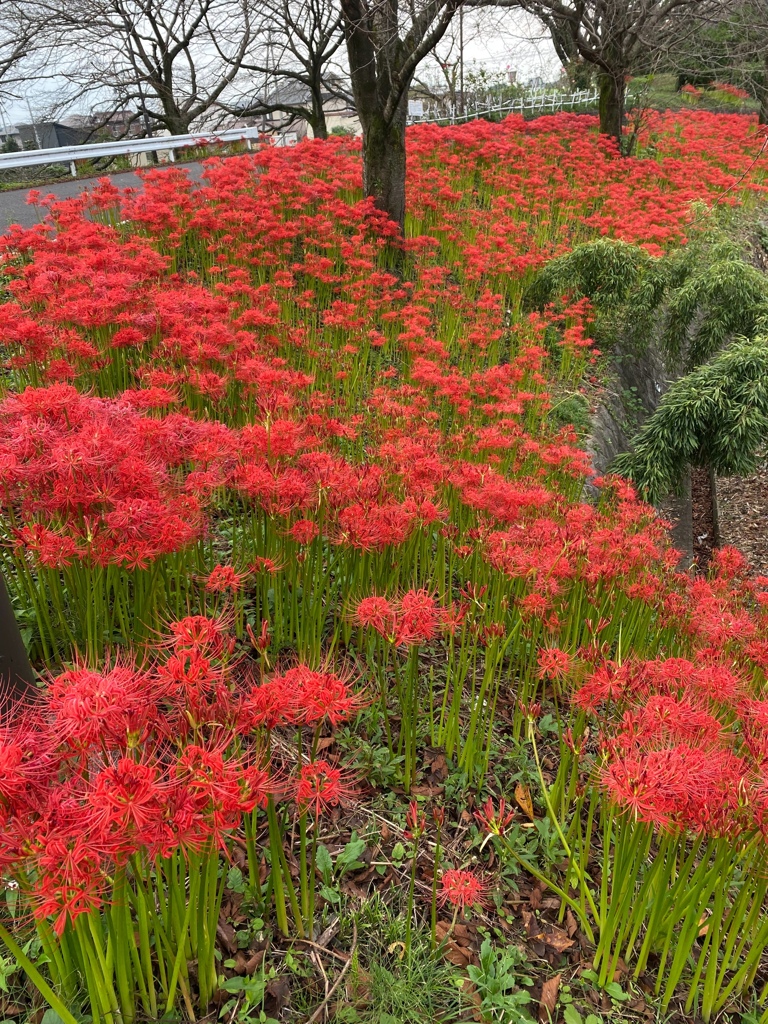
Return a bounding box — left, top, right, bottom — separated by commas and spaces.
0, 161, 206, 233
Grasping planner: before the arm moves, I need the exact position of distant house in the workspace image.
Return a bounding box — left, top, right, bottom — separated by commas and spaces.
14, 122, 90, 151
61, 110, 144, 141
233, 80, 359, 142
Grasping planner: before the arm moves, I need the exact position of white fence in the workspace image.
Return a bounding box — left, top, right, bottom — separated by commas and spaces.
407, 89, 600, 125
0, 125, 261, 177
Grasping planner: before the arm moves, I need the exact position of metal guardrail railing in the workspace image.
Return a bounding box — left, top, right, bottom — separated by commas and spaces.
0, 125, 261, 177
407, 88, 600, 126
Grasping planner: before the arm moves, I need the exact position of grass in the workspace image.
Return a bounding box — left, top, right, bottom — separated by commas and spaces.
629, 73, 760, 116
329, 896, 465, 1024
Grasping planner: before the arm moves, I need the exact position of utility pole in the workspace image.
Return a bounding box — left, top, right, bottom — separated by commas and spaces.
25, 97, 41, 149
459, 4, 465, 117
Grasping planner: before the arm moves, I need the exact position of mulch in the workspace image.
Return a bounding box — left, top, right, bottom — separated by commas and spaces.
714, 458, 768, 576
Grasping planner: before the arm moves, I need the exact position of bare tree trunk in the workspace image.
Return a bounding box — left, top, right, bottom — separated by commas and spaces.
361, 100, 408, 229
310, 83, 329, 139
0, 574, 36, 697
598, 71, 624, 152
760, 52, 768, 125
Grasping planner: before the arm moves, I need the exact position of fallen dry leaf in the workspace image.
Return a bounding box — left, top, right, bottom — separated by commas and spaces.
265, 976, 291, 1015
434, 921, 475, 967
216, 917, 237, 954
539, 974, 561, 1023
463, 978, 484, 1023
542, 927, 575, 954
515, 783, 535, 821
244, 949, 265, 975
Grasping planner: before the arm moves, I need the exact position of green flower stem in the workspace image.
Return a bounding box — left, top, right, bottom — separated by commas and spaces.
0, 920, 78, 1024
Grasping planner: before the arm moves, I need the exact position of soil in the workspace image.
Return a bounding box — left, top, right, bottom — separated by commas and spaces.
715, 458, 768, 576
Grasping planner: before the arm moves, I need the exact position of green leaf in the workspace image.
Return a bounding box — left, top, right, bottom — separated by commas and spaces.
563, 1006, 583, 1024
226, 866, 245, 893
605, 981, 630, 1001
41, 1013, 68, 1024
220, 976, 247, 993
319, 885, 340, 905
315, 844, 334, 884
337, 834, 366, 872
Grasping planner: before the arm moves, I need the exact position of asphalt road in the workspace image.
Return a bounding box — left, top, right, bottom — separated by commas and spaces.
0, 161, 206, 233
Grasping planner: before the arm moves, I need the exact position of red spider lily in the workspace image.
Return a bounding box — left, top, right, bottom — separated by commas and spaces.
294, 760, 357, 814
355, 591, 458, 647
439, 868, 488, 910
248, 619, 271, 653
289, 518, 320, 545
46, 664, 158, 752
167, 615, 233, 658
355, 595, 396, 637
537, 647, 573, 681
405, 800, 426, 839
204, 564, 247, 592
474, 797, 514, 837
88, 757, 167, 841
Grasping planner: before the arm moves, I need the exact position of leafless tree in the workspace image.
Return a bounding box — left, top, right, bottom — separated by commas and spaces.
412, 8, 527, 116
36, 0, 257, 136
224, 0, 350, 139
339, 0, 472, 229
0, 2, 50, 102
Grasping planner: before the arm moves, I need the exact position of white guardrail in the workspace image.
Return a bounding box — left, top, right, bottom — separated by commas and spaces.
407, 88, 600, 125
0, 125, 261, 176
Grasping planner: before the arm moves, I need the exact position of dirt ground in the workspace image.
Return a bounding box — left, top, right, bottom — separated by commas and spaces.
715, 459, 768, 576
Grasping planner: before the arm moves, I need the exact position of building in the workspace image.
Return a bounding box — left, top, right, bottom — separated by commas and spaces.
61, 110, 144, 141
233, 79, 359, 143
13, 122, 89, 151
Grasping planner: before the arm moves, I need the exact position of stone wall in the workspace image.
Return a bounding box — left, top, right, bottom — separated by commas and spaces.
588, 341, 693, 564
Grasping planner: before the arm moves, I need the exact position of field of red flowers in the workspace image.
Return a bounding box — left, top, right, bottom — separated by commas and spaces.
0, 109, 767, 1024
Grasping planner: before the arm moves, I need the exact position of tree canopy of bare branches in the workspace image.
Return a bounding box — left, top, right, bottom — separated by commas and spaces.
226, 0, 349, 139
0, 2, 47, 103
34, 0, 257, 136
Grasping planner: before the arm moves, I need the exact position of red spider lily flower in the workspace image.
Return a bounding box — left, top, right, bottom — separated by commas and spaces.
168, 615, 233, 658
248, 619, 271, 653
252, 556, 282, 574
294, 760, 357, 815
355, 595, 396, 637
88, 757, 167, 840
474, 797, 514, 837
289, 518, 320, 545
33, 860, 104, 936
405, 800, 426, 839
286, 665, 362, 727
439, 869, 488, 910
537, 647, 572, 681
204, 564, 247, 593
394, 590, 442, 647
243, 672, 302, 729
46, 664, 157, 752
